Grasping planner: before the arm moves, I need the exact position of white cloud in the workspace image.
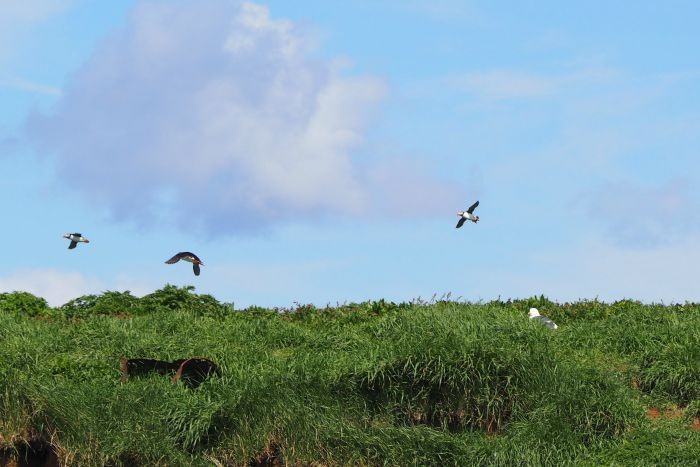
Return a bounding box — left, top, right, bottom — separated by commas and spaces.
1, 0, 74, 23
500, 235, 700, 303
0, 268, 102, 306
366, 157, 470, 217
447, 70, 557, 101
28, 0, 456, 235
0, 77, 61, 96
445, 67, 620, 101
0, 268, 155, 307
0, 0, 76, 60
585, 178, 700, 247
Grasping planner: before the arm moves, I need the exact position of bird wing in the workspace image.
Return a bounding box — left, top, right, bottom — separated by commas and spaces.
165, 253, 183, 264
537, 316, 558, 329
68, 241, 78, 249
467, 201, 479, 214
193, 263, 201, 276
182, 251, 201, 262
456, 217, 467, 228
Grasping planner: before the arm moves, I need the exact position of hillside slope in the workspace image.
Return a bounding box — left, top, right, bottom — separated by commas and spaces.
1, 287, 698, 465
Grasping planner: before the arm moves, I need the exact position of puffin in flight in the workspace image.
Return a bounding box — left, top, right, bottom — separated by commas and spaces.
63, 233, 90, 249
528, 308, 558, 330
456, 201, 479, 228
165, 252, 204, 276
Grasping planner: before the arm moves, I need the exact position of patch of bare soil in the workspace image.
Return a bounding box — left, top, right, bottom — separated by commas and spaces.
646, 407, 660, 419
662, 408, 684, 420
248, 443, 285, 467
647, 406, 694, 427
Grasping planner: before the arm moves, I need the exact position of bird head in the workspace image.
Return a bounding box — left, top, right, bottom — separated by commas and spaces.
63, 233, 70, 239
83, 238, 90, 243
457, 211, 464, 216
475, 216, 480, 222
528, 308, 540, 318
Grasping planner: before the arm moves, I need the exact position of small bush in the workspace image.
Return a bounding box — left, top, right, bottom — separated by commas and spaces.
59, 291, 140, 318
0, 292, 50, 317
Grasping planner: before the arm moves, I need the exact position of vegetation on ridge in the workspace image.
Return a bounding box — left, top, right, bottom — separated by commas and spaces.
0, 286, 698, 465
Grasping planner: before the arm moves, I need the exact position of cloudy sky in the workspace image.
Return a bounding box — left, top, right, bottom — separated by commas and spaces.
1, 0, 699, 306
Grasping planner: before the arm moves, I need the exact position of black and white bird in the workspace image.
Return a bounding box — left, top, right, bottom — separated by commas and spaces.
456, 201, 480, 228
63, 233, 90, 249
165, 252, 204, 276
528, 308, 558, 330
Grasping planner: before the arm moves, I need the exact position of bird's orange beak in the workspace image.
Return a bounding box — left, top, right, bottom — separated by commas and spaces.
84, 239, 90, 243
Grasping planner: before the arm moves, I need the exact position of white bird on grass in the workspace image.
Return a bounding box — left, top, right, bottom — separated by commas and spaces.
528, 308, 558, 330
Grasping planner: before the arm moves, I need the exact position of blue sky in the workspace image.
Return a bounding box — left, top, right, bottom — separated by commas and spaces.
1, 0, 699, 306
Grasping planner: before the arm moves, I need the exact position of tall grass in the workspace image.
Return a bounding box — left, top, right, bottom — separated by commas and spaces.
0, 288, 698, 465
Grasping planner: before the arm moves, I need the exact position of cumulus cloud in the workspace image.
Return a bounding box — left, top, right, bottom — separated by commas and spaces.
0, 0, 75, 59
586, 179, 700, 247
27, 1, 453, 235
0, 268, 102, 306
445, 67, 620, 101
0, 268, 154, 307
1, 0, 74, 23
367, 158, 474, 217
499, 236, 700, 303
0, 76, 61, 96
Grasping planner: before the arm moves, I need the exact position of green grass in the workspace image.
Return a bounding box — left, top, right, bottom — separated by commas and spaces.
0, 288, 698, 465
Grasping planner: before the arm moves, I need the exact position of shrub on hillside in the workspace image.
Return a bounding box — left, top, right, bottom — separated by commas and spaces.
0, 291, 50, 317
55, 285, 233, 318
141, 285, 231, 317
59, 291, 141, 318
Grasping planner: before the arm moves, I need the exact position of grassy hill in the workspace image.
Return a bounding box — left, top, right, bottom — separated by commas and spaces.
1, 286, 698, 466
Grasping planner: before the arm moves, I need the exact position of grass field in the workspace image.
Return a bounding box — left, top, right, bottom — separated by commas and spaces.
1, 286, 698, 466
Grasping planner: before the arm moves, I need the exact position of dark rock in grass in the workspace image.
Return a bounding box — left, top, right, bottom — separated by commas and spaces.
171, 358, 221, 389
0, 438, 59, 467
119, 356, 220, 388
119, 357, 185, 382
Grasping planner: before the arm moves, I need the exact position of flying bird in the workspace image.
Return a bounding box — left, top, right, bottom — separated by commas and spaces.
456, 201, 479, 228
63, 233, 90, 249
528, 308, 558, 330
165, 252, 204, 276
